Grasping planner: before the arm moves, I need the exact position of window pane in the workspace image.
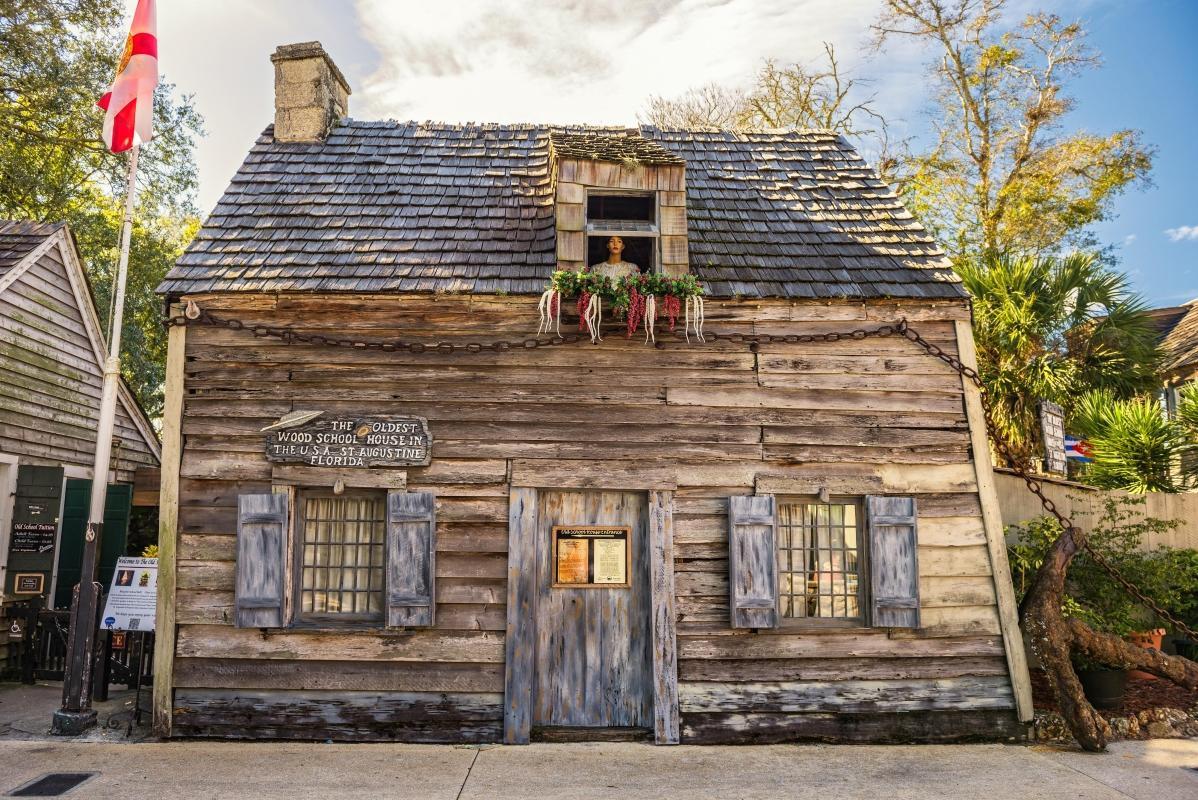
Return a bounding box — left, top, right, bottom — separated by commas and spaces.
777, 501, 862, 621
301, 494, 386, 618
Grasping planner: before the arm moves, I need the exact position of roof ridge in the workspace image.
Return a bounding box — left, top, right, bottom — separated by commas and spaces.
330, 118, 846, 138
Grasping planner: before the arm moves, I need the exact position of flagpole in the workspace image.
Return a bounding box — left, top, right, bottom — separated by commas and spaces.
53, 143, 140, 736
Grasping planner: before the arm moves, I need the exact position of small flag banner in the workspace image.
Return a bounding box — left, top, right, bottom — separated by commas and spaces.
1065, 435, 1094, 463
97, 0, 158, 153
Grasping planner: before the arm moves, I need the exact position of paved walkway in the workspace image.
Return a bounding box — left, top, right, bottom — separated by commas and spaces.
2, 684, 1196, 799
0, 738, 1193, 799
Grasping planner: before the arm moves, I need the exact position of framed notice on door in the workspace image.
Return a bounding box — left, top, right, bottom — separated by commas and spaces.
552, 526, 631, 588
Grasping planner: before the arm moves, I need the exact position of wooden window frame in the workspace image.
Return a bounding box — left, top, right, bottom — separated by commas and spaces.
585, 188, 661, 273
290, 487, 387, 630
774, 495, 870, 631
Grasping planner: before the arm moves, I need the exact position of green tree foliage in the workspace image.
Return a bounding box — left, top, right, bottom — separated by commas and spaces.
1007, 497, 1188, 636
1072, 391, 1187, 493
1070, 386, 1198, 493
873, 0, 1154, 254
0, 0, 203, 417
956, 251, 1160, 465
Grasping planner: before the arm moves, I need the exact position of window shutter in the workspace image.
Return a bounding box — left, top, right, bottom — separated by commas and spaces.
728, 495, 779, 629
866, 495, 921, 629
385, 490, 436, 628
235, 493, 288, 628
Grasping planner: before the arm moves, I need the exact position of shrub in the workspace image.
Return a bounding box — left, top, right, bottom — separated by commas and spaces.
1007, 495, 1187, 636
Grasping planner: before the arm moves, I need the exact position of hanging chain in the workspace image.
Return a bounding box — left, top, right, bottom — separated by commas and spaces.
163, 307, 905, 351
165, 307, 590, 352
164, 307, 1196, 639
898, 325, 1198, 640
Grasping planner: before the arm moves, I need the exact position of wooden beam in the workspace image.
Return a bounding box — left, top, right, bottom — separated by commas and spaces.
271, 464, 407, 489
503, 486, 537, 744
132, 466, 161, 506
511, 459, 676, 490
648, 490, 680, 744
954, 319, 1034, 721
152, 307, 186, 736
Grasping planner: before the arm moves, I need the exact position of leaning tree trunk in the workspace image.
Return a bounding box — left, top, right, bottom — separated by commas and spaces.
1021, 526, 1198, 751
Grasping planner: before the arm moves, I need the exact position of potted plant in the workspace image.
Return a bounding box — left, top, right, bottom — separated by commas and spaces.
1126, 627, 1166, 680
1007, 497, 1180, 710
1064, 593, 1134, 710
1073, 653, 1128, 710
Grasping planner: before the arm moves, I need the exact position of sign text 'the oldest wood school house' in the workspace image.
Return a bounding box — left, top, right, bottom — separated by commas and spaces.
150, 41, 1032, 745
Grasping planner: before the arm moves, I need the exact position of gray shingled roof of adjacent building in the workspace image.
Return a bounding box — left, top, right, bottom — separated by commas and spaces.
1156, 302, 1198, 373
0, 220, 62, 278
157, 121, 964, 299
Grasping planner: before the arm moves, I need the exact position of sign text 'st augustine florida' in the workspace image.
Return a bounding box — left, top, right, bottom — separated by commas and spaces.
265, 414, 432, 467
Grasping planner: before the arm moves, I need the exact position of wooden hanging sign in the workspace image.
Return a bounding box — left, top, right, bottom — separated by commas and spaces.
264, 413, 432, 468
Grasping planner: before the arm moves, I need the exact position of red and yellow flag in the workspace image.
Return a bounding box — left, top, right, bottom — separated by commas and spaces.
97, 0, 158, 153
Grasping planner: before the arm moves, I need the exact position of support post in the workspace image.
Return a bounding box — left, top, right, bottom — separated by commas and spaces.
954, 319, 1034, 722
53, 144, 140, 736
20, 596, 40, 685
151, 302, 187, 736
503, 487, 537, 744
648, 490, 680, 744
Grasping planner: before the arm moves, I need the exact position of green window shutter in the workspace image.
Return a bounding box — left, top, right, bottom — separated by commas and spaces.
100, 483, 132, 589
385, 490, 436, 628
866, 495, 921, 629
235, 493, 288, 628
728, 495, 779, 629
53, 479, 130, 609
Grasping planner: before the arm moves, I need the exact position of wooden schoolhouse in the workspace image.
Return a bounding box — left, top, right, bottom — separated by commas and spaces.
0, 221, 159, 618
151, 41, 1032, 744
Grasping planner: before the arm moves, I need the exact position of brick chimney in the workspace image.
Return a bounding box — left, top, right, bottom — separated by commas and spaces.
271, 42, 351, 143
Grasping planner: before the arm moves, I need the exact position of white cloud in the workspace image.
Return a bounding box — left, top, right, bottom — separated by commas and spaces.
159, 0, 377, 212
352, 0, 885, 126
1166, 225, 1198, 242
158, 0, 1100, 213
1123, 234, 1137, 246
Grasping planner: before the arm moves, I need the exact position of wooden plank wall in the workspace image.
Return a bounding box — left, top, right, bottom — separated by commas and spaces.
169, 292, 1022, 743
0, 247, 156, 481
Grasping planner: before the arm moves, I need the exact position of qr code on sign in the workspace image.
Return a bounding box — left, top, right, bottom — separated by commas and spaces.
128, 618, 140, 630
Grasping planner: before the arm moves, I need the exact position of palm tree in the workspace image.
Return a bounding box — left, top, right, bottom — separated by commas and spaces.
956, 252, 1160, 467
1072, 390, 1188, 492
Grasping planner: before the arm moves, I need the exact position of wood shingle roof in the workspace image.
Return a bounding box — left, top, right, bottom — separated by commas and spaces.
1157, 302, 1198, 374
158, 121, 964, 299
0, 220, 62, 279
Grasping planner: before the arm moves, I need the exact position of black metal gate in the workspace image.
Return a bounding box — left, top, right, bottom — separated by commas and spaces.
2, 599, 153, 697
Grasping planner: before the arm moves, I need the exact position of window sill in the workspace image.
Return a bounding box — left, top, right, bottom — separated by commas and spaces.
281, 617, 387, 634
773, 619, 867, 633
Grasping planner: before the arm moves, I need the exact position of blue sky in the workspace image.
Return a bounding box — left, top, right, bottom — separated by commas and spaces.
1067, 0, 1198, 306
159, 0, 1196, 306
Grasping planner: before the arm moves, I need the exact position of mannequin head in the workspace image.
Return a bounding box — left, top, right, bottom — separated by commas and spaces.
607, 236, 625, 262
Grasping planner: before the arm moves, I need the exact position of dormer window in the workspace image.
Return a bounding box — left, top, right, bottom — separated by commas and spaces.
586, 190, 658, 273
550, 129, 689, 278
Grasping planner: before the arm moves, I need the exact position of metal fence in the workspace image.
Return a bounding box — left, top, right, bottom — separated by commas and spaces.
995, 469, 1198, 550
2, 601, 153, 695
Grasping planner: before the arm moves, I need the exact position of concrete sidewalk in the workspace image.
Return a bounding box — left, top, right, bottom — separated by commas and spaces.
0, 683, 150, 742
0, 738, 1195, 799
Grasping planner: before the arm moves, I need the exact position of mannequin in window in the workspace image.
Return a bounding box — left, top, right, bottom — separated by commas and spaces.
590, 235, 640, 281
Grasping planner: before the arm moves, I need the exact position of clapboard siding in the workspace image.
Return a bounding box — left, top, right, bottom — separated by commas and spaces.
681, 709, 1026, 744
169, 292, 1021, 742
173, 689, 503, 742
0, 244, 157, 480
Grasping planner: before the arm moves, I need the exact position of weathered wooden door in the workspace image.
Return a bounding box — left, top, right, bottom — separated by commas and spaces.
532, 490, 652, 729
